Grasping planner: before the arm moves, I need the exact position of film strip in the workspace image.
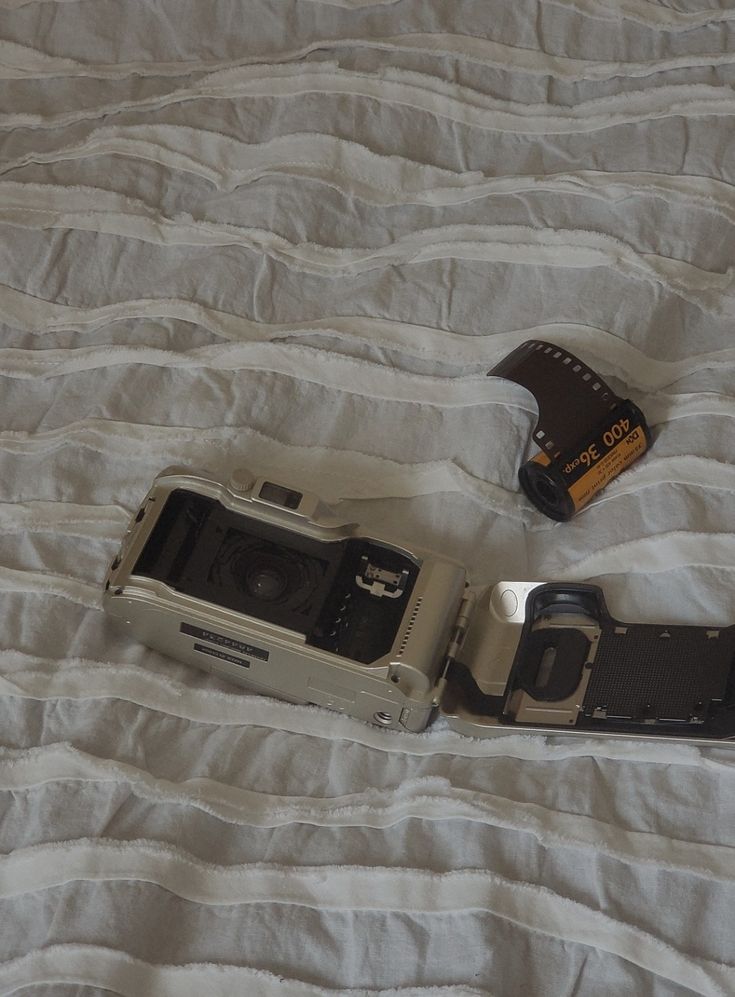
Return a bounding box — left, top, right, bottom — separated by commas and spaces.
489, 341, 652, 520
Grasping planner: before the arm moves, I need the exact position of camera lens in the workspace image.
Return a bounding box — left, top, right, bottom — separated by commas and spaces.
209, 530, 327, 617
244, 561, 289, 602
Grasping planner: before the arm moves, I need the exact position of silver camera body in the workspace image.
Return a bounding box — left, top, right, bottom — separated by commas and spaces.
103, 467, 467, 732
103, 468, 735, 743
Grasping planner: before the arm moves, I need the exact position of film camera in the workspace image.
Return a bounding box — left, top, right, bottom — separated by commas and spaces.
104, 467, 735, 743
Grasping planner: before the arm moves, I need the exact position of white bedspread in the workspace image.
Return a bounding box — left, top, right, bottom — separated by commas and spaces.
1, 0, 734, 993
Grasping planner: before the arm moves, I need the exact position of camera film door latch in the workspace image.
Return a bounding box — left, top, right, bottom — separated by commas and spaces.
355, 556, 410, 599
489, 340, 653, 520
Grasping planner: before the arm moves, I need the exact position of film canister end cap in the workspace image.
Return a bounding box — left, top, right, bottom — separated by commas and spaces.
519, 459, 575, 521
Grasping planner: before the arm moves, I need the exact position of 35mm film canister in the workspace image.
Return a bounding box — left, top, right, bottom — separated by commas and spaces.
489, 341, 652, 521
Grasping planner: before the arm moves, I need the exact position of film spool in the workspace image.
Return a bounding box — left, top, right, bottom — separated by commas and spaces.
489, 341, 652, 521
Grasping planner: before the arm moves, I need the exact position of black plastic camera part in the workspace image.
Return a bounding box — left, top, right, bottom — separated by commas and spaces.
451, 584, 735, 739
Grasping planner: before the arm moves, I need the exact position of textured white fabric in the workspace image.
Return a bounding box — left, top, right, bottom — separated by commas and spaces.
1, 1, 734, 994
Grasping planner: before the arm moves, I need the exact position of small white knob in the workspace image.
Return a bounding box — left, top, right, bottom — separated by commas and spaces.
229, 468, 255, 492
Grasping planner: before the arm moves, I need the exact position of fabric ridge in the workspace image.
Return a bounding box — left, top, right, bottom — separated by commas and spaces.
0, 1, 734, 994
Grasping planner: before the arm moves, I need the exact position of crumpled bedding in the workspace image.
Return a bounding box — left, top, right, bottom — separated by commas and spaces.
1, 0, 734, 994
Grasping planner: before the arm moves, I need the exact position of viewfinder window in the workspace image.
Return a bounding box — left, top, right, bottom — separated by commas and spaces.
259, 482, 302, 509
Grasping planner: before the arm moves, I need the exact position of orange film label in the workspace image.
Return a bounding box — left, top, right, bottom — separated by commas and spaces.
567, 425, 648, 511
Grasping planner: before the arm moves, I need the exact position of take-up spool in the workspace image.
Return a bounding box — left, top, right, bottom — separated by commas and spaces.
489, 341, 652, 521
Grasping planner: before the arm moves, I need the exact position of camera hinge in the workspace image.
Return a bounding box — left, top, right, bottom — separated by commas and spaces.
444, 589, 476, 667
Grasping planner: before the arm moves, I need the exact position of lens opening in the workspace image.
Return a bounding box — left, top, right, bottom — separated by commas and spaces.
244, 561, 289, 602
